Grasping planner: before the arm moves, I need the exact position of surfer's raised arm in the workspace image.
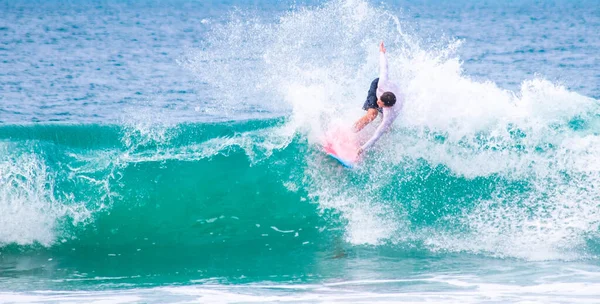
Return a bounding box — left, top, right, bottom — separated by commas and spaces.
378, 41, 389, 83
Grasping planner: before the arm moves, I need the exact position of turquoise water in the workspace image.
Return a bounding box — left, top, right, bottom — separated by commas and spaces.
2, 0, 600, 303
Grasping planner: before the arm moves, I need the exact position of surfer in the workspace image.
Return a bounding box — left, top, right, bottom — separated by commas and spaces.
353, 41, 402, 155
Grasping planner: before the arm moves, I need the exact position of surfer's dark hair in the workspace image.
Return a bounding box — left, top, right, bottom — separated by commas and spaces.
380, 92, 396, 107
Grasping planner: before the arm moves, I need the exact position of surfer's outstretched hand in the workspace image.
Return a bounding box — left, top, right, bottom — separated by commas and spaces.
356, 147, 364, 156
379, 41, 386, 53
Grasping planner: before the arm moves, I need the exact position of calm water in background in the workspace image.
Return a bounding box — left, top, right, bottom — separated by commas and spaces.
2, 0, 598, 123
1, 0, 600, 303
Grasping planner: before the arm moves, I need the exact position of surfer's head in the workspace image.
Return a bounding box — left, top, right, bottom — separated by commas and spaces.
377, 92, 396, 108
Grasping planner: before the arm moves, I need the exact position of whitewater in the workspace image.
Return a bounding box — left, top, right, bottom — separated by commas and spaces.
1, 0, 600, 303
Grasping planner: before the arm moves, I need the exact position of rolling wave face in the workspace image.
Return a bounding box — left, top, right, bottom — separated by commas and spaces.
1, 121, 350, 283
1, 109, 600, 264
0, 121, 336, 254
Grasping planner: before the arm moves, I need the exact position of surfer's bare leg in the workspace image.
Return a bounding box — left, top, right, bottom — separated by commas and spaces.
353, 78, 380, 132
353, 108, 378, 132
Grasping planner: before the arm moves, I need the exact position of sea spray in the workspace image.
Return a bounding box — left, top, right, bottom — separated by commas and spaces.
183, 0, 600, 259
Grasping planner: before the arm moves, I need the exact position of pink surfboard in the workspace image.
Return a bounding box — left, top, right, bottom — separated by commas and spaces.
322, 127, 360, 168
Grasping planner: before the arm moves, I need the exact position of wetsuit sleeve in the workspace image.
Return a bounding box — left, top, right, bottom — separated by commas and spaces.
379, 52, 389, 83
360, 112, 393, 151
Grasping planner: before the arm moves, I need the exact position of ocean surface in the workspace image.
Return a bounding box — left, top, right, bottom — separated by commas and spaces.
1, 0, 600, 303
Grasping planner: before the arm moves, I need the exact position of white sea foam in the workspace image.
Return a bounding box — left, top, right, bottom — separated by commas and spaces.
4, 275, 600, 303
0, 144, 91, 246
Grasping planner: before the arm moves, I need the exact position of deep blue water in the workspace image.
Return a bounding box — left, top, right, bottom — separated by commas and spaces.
1, 0, 598, 123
